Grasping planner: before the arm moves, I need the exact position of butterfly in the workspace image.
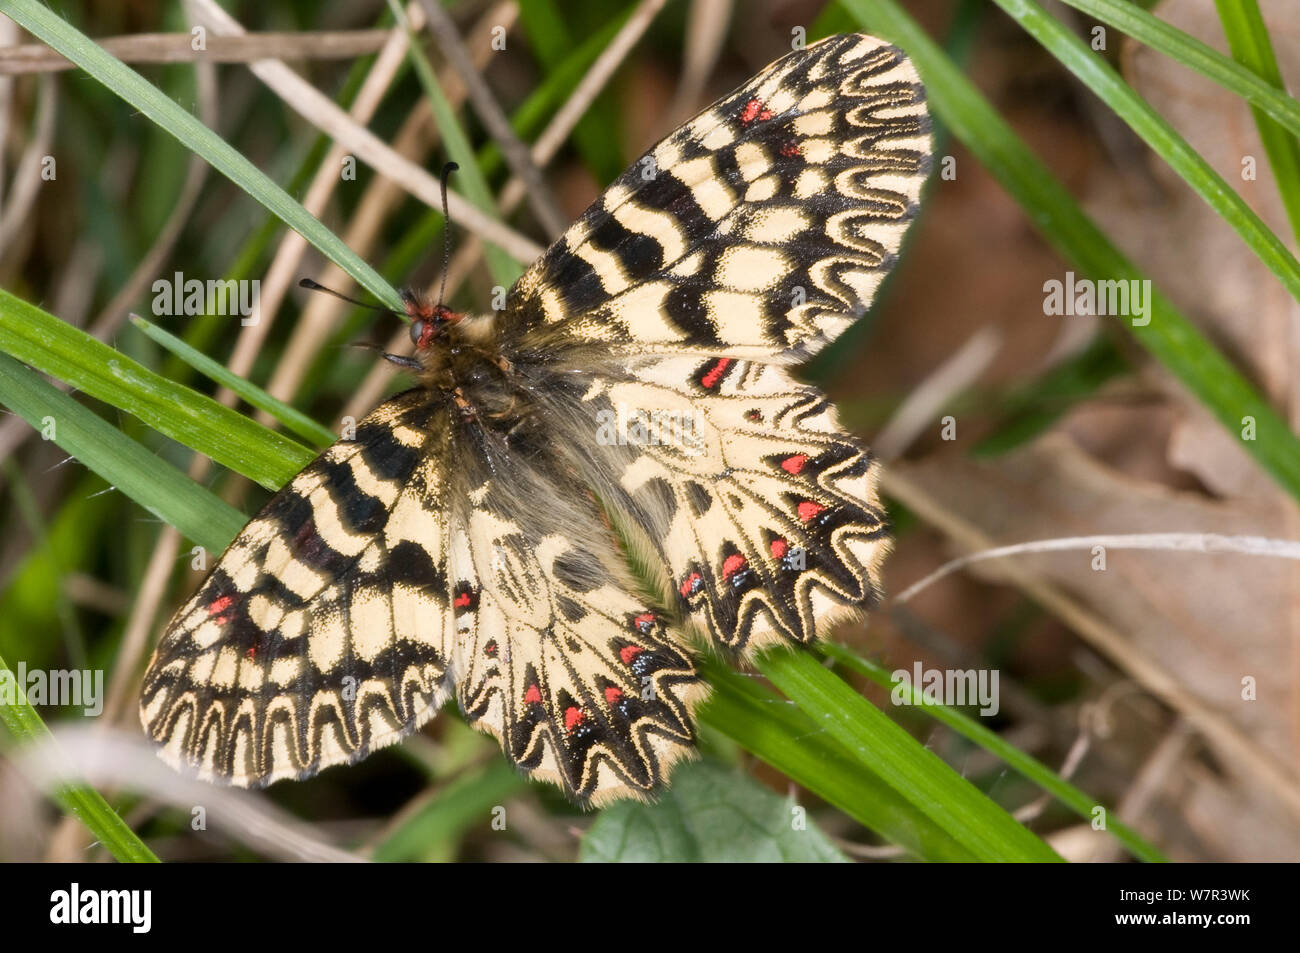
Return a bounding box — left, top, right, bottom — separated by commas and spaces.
140, 33, 931, 805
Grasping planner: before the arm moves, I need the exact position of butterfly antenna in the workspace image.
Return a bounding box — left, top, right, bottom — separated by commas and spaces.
436, 161, 459, 308
298, 278, 393, 312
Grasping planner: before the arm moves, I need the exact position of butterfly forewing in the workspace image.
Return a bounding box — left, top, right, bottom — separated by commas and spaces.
141, 390, 454, 785
141, 32, 929, 802
506, 33, 930, 362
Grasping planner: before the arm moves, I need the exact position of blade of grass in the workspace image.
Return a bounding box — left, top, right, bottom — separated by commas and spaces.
0, 352, 246, 548
385, 0, 524, 287
517, 0, 626, 183
820, 642, 1167, 862
477, 9, 628, 182
129, 314, 337, 449
697, 658, 978, 861
757, 647, 1063, 862
1058, 0, 1300, 138
832, 0, 1300, 506
0, 650, 159, 863
371, 760, 527, 862
2, 0, 403, 311
991, 0, 1300, 309
1214, 0, 1300, 243
0, 290, 314, 489
973, 335, 1129, 456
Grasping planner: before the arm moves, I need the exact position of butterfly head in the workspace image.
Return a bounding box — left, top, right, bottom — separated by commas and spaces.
403, 290, 462, 350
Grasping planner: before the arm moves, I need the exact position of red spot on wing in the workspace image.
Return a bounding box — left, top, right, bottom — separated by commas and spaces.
700, 358, 732, 390
780, 140, 802, 157
797, 500, 826, 523
770, 538, 789, 559
207, 595, 234, 616
524, 683, 542, 705
739, 98, 773, 125
781, 454, 809, 475
679, 571, 703, 597
454, 590, 473, 609
604, 686, 624, 706
245, 645, 257, 659
722, 553, 747, 579
484, 640, 498, 658
564, 706, 585, 732
620, 645, 643, 666
632, 612, 656, 634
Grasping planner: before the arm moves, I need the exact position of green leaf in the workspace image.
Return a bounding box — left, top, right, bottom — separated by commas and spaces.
991, 0, 1300, 310
580, 760, 848, 862
820, 643, 1168, 863
1058, 0, 1300, 138
757, 648, 1063, 862
129, 314, 337, 449
0, 352, 246, 549
1214, 0, 1300, 244
0, 649, 158, 863
0, 290, 314, 490
1, 0, 403, 311
697, 659, 978, 861
973, 336, 1129, 456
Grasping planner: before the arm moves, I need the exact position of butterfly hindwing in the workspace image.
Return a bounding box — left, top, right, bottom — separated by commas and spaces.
506, 33, 930, 362
444, 414, 704, 803
534, 355, 889, 657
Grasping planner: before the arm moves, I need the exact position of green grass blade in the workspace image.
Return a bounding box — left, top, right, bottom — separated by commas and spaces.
833, 0, 1300, 506
1214, 0, 1300, 243
0, 650, 159, 863
371, 760, 526, 862
1059, 0, 1300, 138
991, 0, 1300, 308
0, 352, 246, 549
757, 648, 1063, 862
1, 0, 403, 311
386, 0, 523, 287
820, 643, 1168, 862
698, 659, 978, 860
129, 315, 337, 449
477, 10, 627, 182
973, 336, 1129, 456
0, 290, 314, 489
517, 0, 627, 183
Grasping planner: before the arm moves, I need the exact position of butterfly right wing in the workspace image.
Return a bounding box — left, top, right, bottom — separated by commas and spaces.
504, 33, 929, 363
534, 355, 888, 658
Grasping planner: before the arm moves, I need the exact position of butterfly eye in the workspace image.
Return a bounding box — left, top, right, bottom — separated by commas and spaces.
409, 319, 427, 349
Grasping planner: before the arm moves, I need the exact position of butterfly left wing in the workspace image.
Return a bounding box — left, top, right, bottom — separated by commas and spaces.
140, 390, 455, 786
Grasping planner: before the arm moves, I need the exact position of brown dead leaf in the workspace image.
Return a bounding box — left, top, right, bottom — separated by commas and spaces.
889, 435, 1299, 852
